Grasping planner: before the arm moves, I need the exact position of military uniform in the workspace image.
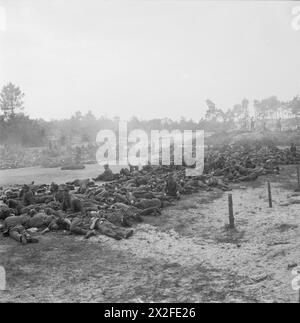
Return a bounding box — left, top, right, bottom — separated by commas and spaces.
93, 168, 114, 182
93, 218, 133, 240
2, 215, 37, 244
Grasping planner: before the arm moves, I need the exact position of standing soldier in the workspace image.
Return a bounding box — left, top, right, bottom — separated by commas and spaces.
290, 143, 297, 163
250, 117, 255, 132
277, 118, 282, 132
262, 119, 267, 132
75, 146, 82, 165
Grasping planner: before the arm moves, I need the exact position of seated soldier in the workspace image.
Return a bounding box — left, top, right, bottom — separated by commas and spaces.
164, 173, 180, 200
7, 199, 22, 215
244, 157, 256, 169
62, 188, 84, 214
54, 185, 65, 203
129, 164, 139, 173
135, 176, 148, 186
93, 164, 115, 182
50, 182, 59, 199
21, 185, 35, 206
120, 168, 131, 177
0, 203, 12, 220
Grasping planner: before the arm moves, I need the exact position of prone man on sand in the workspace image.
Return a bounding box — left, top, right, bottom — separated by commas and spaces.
2, 214, 39, 245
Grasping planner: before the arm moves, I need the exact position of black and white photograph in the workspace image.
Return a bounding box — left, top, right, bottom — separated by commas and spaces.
1, 0, 300, 306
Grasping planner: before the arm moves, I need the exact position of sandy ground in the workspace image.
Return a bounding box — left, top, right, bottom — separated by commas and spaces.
0, 166, 300, 303
0, 164, 126, 186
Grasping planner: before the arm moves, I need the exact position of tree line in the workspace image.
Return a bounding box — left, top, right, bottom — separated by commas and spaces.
1, 82, 300, 147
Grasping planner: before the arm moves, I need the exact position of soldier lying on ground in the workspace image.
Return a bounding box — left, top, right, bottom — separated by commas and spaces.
69, 217, 96, 239
26, 209, 71, 232
110, 203, 143, 224
90, 217, 133, 240
206, 176, 230, 190
2, 208, 96, 241
1, 214, 39, 245
134, 198, 162, 216
6, 199, 23, 215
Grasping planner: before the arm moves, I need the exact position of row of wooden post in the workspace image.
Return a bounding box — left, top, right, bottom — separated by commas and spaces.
227, 165, 300, 303
228, 165, 300, 228
296, 165, 300, 192
228, 180, 273, 229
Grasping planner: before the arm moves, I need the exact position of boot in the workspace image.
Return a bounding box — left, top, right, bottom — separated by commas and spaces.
84, 230, 96, 239
20, 235, 27, 245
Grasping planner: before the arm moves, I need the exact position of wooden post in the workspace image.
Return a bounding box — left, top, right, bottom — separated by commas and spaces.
267, 181, 272, 208
296, 166, 300, 192
228, 194, 235, 229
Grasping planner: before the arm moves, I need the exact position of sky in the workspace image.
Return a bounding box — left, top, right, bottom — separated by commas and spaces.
0, 0, 300, 121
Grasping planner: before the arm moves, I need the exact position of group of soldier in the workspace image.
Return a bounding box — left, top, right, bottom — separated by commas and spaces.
0, 164, 182, 245
205, 142, 299, 185
1, 140, 298, 245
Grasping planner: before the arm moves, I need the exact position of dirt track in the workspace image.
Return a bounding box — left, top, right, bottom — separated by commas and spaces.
0, 166, 300, 303
0, 164, 104, 186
